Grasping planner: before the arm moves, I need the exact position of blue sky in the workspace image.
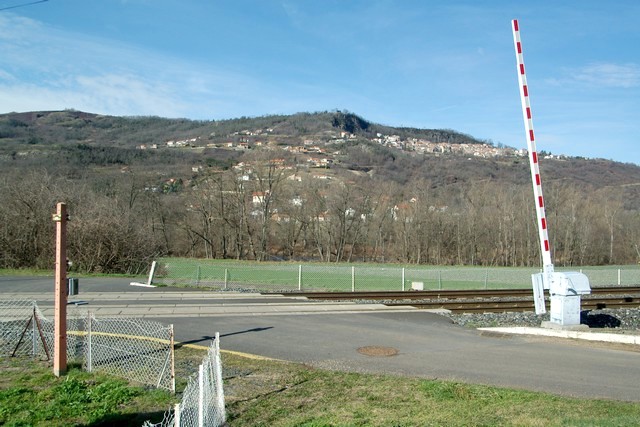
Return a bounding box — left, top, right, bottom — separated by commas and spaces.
1, 1, 638, 164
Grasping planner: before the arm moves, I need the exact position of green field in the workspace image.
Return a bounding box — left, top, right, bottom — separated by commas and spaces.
153, 258, 640, 292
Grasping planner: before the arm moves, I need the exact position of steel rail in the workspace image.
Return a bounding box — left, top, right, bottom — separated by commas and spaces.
279, 287, 640, 301
388, 296, 640, 313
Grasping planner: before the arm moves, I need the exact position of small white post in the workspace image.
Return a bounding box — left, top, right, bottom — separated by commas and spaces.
351, 266, 355, 292
173, 403, 181, 427
298, 265, 302, 291
618, 268, 621, 285
170, 324, 176, 394
86, 311, 92, 373
198, 363, 204, 427
224, 269, 228, 290
402, 267, 405, 291
146, 261, 157, 287
214, 332, 225, 422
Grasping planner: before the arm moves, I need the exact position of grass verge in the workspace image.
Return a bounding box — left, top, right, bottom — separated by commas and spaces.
0, 358, 172, 426
2, 347, 640, 426
222, 352, 640, 426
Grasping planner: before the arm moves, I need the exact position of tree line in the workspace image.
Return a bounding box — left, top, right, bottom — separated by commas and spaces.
1, 151, 639, 275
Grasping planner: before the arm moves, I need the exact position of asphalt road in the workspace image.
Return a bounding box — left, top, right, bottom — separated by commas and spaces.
2, 275, 640, 401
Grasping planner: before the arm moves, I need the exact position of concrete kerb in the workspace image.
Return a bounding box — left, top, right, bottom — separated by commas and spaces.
36, 305, 424, 318
478, 326, 640, 346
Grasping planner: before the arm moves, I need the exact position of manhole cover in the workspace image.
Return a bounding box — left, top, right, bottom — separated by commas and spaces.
357, 346, 399, 357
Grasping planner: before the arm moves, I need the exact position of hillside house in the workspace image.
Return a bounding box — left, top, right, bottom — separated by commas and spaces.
252, 191, 269, 205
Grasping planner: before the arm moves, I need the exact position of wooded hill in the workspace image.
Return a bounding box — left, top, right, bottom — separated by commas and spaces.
1, 110, 639, 274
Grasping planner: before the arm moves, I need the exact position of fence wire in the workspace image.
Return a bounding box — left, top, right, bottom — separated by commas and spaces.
0, 299, 43, 358
0, 299, 84, 359
2, 300, 226, 427
85, 314, 175, 392
1, 300, 174, 392
144, 335, 226, 427
153, 258, 640, 292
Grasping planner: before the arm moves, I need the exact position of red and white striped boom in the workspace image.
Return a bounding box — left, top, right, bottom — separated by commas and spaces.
512, 19, 554, 274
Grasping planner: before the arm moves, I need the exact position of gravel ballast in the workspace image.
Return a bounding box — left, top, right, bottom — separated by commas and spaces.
446, 308, 640, 333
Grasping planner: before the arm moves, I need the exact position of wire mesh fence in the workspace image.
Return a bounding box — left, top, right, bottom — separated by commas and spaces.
85, 314, 175, 392
144, 334, 226, 427
0, 299, 84, 360
2, 300, 226, 426
0, 299, 46, 358
0, 300, 175, 392
152, 258, 640, 292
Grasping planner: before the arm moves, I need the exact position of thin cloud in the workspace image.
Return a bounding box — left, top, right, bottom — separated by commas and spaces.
0, 12, 311, 118
0, 69, 16, 81
574, 63, 640, 88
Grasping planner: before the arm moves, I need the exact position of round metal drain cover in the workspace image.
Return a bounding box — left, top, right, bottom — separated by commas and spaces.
357, 346, 398, 357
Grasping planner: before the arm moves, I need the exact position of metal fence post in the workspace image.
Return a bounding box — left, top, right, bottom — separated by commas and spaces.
196, 265, 201, 286
86, 311, 92, 373
484, 269, 488, 289
174, 403, 181, 427
618, 268, 621, 285
402, 268, 405, 291
351, 266, 355, 292
214, 332, 225, 420
198, 364, 204, 427
224, 269, 228, 290
32, 305, 37, 356
298, 265, 302, 291
170, 324, 176, 394
438, 270, 442, 290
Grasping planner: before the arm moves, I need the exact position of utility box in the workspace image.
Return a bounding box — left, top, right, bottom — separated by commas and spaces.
411, 281, 424, 291
549, 272, 591, 296
549, 294, 581, 326
67, 278, 79, 296
547, 271, 590, 326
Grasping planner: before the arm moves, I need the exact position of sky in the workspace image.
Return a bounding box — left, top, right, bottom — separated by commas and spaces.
1, 0, 639, 164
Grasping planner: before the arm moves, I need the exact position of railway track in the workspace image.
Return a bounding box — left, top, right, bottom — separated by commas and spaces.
278, 287, 640, 314
386, 296, 640, 313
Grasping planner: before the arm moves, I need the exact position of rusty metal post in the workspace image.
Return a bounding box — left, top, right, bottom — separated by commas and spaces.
53, 202, 68, 376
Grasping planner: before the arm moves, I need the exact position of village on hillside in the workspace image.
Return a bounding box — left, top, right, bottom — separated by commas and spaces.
138, 127, 568, 167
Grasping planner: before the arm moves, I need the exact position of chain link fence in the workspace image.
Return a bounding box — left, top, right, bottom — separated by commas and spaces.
144, 334, 226, 427
85, 314, 175, 392
152, 258, 640, 291
0, 299, 46, 358
0, 300, 175, 392
2, 300, 226, 426
0, 299, 84, 360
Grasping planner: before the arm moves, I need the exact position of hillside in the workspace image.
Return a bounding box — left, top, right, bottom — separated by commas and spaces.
0, 109, 483, 148
1, 109, 640, 272
2, 110, 640, 199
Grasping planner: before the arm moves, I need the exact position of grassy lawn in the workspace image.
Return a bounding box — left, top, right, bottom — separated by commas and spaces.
3, 262, 638, 291
155, 258, 640, 291
0, 358, 172, 426
0, 269, 52, 277
2, 346, 640, 426
156, 258, 541, 291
